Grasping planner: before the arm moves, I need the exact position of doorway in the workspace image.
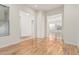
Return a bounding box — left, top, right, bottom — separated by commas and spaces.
47, 13, 63, 41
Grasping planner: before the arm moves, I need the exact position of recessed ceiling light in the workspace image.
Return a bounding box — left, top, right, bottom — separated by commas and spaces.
34, 5, 38, 8
26, 13, 30, 16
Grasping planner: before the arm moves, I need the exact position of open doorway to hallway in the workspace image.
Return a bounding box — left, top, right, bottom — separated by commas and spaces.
47, 13, 63, 41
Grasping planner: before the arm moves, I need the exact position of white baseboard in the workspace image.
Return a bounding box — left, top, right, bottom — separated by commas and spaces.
0, 40, 20, 48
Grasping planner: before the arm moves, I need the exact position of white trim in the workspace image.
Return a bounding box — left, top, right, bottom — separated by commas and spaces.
0, 40, 20, 48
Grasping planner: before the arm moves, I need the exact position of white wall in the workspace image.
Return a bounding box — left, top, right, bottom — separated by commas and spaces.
63, 5, 79, 45
77, 5, 79, 43
0, 4, 20, 48
36, 11, 46, 38
47, 6, 64, 16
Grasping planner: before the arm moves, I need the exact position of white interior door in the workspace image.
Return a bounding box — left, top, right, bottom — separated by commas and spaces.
19, 11, 35, 38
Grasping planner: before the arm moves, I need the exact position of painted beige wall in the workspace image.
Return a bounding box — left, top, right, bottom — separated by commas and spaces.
63, 4, 79, 45
0, 4, 20, 48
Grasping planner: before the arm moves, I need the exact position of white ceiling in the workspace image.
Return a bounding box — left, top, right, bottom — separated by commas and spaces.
18, 4, 63, 11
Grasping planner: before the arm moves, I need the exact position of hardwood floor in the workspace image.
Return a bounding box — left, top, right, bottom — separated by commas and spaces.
0, 37, 79, 55
63, 44, 79, 55
0, 44, 19, 55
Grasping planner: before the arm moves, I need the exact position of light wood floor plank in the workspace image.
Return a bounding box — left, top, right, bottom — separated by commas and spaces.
0, 37, 79, 55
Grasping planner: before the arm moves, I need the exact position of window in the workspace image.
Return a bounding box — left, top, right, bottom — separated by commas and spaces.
0, 5, 9, 36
